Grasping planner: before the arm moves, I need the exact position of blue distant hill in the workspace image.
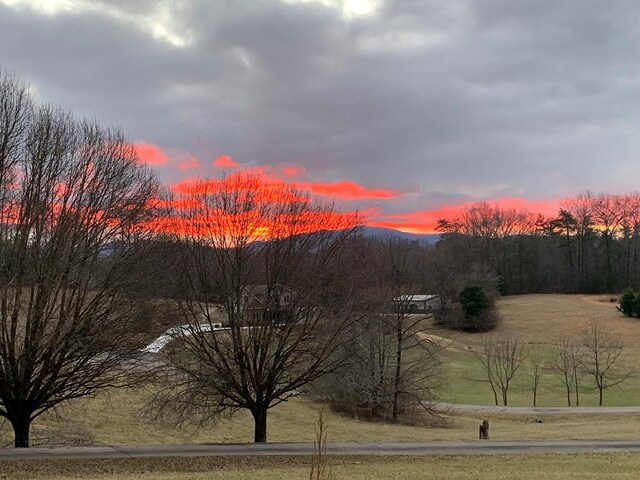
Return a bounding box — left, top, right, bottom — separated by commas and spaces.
362, 226, 441, 245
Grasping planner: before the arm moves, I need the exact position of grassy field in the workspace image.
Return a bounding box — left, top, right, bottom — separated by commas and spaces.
4, 387, 640, 448
3, 454, 640, 480
1, 294, 639, 448
441, 347, 640, 406
438, 294, 640, 406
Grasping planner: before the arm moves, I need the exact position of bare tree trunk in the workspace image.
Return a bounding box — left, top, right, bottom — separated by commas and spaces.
392, 317, 402, 423
599, 386, 604, 407
604, 234, 612, 291
252, 406, 268, 443
491, 386, 499, 406
10, 415, 31, 448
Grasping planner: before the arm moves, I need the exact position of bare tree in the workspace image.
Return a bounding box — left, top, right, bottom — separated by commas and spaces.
0, 71, 161, 447
581, 320, 630, 406
374, 237, 441, 422
319, 312, 396, 417
549, 336, 583, 406
589, 193, 627, 291
476, 335, 525, 406
154, 172, 365, 443
322, 300, 442, 421
528, 346, 544, 407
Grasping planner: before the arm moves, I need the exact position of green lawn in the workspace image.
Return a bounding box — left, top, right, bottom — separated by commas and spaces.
436, 294, 640, 406
441, 348, 640, 406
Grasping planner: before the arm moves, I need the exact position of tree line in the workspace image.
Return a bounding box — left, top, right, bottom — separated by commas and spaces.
437, 193, 640, 294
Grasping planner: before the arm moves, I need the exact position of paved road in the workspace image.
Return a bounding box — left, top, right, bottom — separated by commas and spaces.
3, 440, 640, 460
437, 403, 640, 414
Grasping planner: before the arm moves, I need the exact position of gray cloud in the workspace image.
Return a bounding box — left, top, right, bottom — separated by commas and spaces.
2, 0, 640, 223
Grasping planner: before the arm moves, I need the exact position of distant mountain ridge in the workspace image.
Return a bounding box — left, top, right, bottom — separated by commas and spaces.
362, 226, 441, 244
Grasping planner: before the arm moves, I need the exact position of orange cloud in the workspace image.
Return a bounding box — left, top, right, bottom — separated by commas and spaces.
280, 164, 305, 176
201, 158, 394, 201
213, 155, 239, 168
178, 156, 200, 171
171, 177, 220, 195
157, 173, 360, 239
134, 143, 168, 166
370, 197, 560, 234
303, 180, 400, 200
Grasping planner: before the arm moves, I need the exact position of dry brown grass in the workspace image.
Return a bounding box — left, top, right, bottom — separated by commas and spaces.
436, 294, 639, 351
3, 454, 640, 480
1, 294, 638, 448
4, 388, 640, 447
495, 294, 632, 344
434, 294, 640, 405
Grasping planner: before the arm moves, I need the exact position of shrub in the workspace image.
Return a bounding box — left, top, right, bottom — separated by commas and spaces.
619, 289, 636, 317
458, 285, 498, 332
618, 289, 640, 318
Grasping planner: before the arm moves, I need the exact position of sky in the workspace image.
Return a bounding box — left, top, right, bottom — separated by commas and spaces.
1, 0, 639, 233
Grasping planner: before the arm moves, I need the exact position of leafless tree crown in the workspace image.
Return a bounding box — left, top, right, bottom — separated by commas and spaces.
154, 172, 365, 443
0, 70, 161, 447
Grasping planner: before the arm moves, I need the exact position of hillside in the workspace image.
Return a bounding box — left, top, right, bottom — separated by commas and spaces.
439, 294, 640, 406
362, 226, 441, 244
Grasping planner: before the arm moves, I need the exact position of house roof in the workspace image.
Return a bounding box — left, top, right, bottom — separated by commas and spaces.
393, 294, 438, 302
241, 284, 294, 309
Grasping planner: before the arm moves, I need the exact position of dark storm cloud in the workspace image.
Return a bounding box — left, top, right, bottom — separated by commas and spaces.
2, 0, 640, 220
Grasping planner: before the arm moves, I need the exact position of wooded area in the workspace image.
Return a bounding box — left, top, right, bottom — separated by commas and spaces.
436, 194, 640, 294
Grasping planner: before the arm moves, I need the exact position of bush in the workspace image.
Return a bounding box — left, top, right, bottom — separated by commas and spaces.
461, 308, 500, 332
619, 289, 636, 317
458, 285, 498, 332
434, 295, 499, 333
618, 289, 640, 317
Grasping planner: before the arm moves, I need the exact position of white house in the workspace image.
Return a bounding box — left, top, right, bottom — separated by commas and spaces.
392, 294, 440, 313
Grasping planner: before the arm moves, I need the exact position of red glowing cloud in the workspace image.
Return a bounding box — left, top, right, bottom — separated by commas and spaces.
134, 143, 168, 166
302, 180, 400, 200
178, 156, 200, 171
213, 155, 240, 168
370, 197, 561, 234
180, 155, 396, 201
281, 164, 305, 176
171, 177, 219, 195
155, 173, 360, 239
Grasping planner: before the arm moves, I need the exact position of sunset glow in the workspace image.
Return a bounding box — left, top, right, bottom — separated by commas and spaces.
170, 171, 400, 201
154, 173, 360, 240
370, 197, 561, 234
135, 145, 562, 236
281, 164, 305, 176
213, 155, 239, 168
161, 172, 563, 237
133, 143, 168, 166
178, 156, 199, 171
303, 180, 400, 200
